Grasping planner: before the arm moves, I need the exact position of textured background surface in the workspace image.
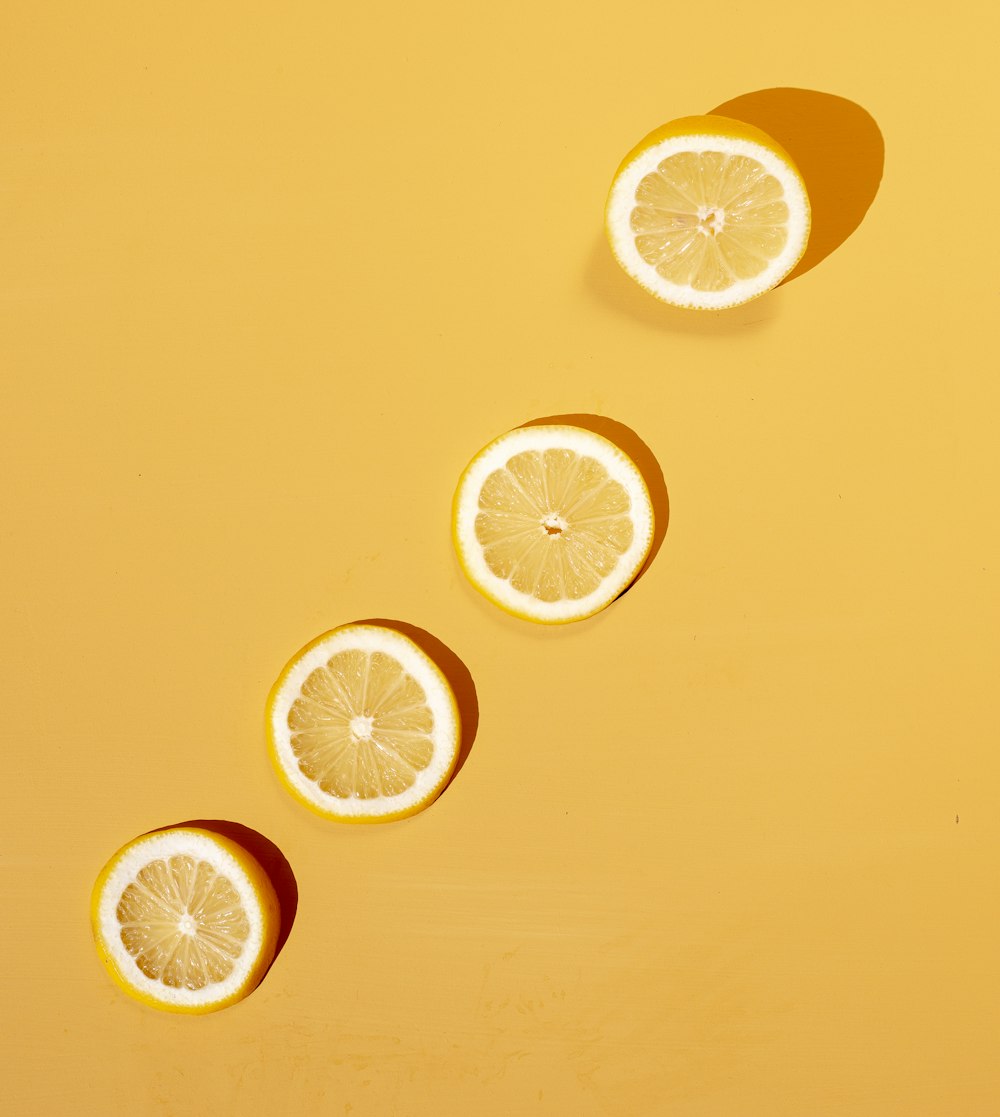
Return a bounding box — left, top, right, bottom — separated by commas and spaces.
3, 2, 998, 1113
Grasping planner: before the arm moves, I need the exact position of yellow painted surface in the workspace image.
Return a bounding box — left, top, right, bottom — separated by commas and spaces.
2, 2, 998, 1113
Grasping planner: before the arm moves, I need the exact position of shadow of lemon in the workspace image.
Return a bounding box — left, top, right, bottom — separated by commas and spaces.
520, 413, 668, 591
710, 88, 885, 283
161, 819, 298, 979
353, 618, 479, 792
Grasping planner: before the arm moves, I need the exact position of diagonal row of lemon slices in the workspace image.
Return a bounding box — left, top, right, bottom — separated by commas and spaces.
96, 115, 807, 1014
605, 115, 811, 309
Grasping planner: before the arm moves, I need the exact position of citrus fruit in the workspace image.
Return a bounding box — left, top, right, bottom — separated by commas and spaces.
605, 114, 810, 309
266, 624, 461, 822
91, 827, 280, 1014
452, 424, 655, 623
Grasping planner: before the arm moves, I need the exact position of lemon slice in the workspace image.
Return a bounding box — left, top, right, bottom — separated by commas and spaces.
452, 425, 654, 623
605, 114, 810, 309
266, 624, 461, 822
91, 827, 280, 1014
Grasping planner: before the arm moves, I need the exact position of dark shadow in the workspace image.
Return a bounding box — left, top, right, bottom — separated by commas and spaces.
710, 88, 884, 283
354, 619, 479, 790
584, 233, 781, 335
520, 414, 669, 591
159, 819, 298, 973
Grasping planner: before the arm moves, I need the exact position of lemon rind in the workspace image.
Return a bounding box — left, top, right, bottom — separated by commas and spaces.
606, 127, 811, 310
91, 827, 279, 1014
452, 425, 654, 624
266, 625, 461, 823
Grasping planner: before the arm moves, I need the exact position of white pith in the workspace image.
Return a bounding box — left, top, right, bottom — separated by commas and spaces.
95, 829, 267, 1008
606, 132, 810, 309
453, 426, 654, 623
269, 625, 459, 818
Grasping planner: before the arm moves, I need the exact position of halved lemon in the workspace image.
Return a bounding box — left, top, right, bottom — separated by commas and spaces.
266, 624, 461, 822
91, 827, 280, 1014
605, 114, 810, 309
452, 425, 655, 623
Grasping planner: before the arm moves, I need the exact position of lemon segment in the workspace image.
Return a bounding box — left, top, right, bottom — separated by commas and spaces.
453, 425, 654, 623
266, 624, 460, 822
91, 827, 279, 1014
606, 115, 810, 309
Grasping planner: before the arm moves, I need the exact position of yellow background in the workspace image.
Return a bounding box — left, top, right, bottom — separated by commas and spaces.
3, 1, 999, 1113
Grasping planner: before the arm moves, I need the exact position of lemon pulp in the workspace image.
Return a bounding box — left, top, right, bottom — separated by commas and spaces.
631, 151, 789, 292
116, 855, 250, 990
287, 648, 434, 800
475, 448, 635, 602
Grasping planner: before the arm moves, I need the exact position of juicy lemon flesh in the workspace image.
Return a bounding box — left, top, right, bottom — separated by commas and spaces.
474, 449, 634, 603
115, 855, 250, 991
631, 151, 789, 292
288, 650, 435, 800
